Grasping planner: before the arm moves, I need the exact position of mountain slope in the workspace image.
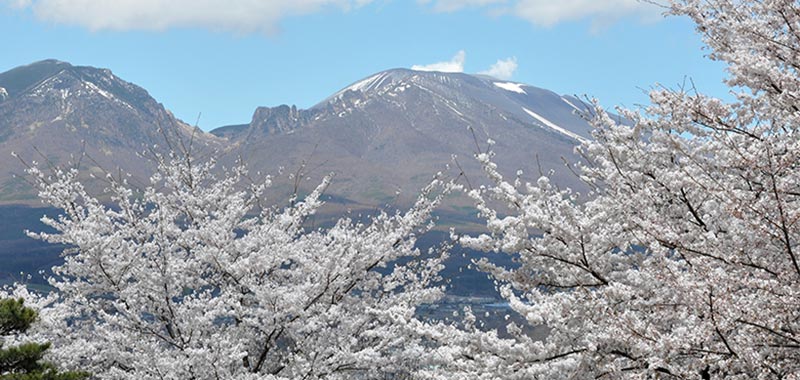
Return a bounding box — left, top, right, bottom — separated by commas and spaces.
0, 60, 220, 203
0, 61, 597, 294
213, 68, 594, 210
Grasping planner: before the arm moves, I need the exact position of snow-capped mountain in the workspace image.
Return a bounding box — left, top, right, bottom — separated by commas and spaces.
0, 60, 596, 209
0, 60, 598, 290
0, 59, 220, 202
212, 68, 595, 208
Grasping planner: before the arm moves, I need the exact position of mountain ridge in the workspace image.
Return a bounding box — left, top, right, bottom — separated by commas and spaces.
0, 59, 221, 203
212, 67, 595, 143
0, 60, 594, 208
0, 59, 597, 293
207, 67, 594, 209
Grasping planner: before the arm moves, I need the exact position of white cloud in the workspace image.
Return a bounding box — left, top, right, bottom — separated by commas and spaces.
2, 0, 31, 8
412, 50, 466, 73
4, 0, 662, 33
513, 0, 659, 27
417, 0, 505, 13
412, 52, 520, 79
5, 0, 372, 33
478, 57, 517, 79
420, 0, 661, 27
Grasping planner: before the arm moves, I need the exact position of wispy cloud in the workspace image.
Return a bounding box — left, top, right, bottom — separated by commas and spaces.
412, 50, 466, 73
3, 0, 661, 34
2, 0, 31, 8
513, 0, 660, 27
4, 0, 373, 33
420, 0, 662, 28
417, 0, 505, 13
412, 51, 520, 79
478, 57, 517, 79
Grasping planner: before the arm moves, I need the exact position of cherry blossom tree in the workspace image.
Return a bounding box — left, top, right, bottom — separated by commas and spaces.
434, 1, 800, 379
14, 1, 800, 379
19, 150, 449, 380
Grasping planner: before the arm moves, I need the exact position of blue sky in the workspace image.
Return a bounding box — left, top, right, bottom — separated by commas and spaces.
0, 0, 728, 131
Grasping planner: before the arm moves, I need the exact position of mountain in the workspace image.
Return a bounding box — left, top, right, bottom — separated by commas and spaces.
0, 61, 597, 293
0, 59, 219, 203
211, 68, 594, 211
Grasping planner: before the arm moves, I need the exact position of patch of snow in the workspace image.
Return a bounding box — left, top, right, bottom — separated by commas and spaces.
414, 82, 467, 119
522, 107, 588, 143
435, 74, 453, 84
340, 72, 391, 95
29, 74, 63, 97
562, 97, 586, 113
324, 72, 402, 106
348, 75, 379, 92
82, 80, 135, 110
494, 82, 527, 94
83, 81, 114, 100
0, 87, 7, 101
